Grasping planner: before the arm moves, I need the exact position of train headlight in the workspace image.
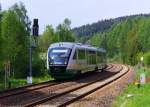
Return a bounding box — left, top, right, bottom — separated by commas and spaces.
51, 56, 55, 59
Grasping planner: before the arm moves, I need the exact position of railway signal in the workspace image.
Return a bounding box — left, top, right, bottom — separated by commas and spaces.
32, 19, 39, 37
28, 19, 39, 84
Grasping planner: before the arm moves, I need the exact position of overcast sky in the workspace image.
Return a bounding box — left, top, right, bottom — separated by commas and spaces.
1, 0, 150, 33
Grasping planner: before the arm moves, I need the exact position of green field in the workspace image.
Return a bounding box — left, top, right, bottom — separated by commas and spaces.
0, 76, 54, 91
113, 67, 150, 107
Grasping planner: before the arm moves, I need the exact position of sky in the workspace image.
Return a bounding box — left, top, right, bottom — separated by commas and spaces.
1, 0, 150, 33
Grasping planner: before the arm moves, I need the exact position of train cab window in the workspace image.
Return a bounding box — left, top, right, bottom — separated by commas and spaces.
48, 48, 71, 65
78, 49, 85, 60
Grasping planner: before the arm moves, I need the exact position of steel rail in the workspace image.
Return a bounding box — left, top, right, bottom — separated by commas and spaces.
58, 65, 129, 107
24, 64, 121, 107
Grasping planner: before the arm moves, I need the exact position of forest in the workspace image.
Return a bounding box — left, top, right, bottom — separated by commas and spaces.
72, 13, 150, 37
89, 16, 150, 65
0, 2, 150, 80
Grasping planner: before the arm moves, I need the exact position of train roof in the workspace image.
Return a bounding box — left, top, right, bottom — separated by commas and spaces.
49, 42, 106, 52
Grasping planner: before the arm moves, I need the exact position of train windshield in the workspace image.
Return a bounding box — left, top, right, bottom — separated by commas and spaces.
48, 48, 71, 65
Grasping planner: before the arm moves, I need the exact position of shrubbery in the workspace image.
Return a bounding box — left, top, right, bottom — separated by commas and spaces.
32, 57, 48, 77
144, 51, 150, 66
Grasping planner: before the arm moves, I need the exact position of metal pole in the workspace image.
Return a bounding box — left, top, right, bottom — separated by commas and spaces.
27, 19, 38, 84
28, 35, 32, 84
29, 47, 32, 83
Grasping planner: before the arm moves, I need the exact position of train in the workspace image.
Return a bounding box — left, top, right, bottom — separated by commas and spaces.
47, 42, 107, 79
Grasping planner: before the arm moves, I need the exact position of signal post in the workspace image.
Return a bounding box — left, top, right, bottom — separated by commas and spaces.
27, 19, 39, 84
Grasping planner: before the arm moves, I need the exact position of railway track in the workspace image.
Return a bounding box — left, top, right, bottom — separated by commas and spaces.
24, 64, 126, 107
0, 64, 112, 100
0, 80, 66, 100
68, 65, 134, 107
0, 64, 128, 107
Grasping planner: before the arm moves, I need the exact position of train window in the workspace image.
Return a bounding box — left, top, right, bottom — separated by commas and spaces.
88, 50, 96, 54
87, 50, 96, 64
78, 49, 85, 59
48, 48, 71, 65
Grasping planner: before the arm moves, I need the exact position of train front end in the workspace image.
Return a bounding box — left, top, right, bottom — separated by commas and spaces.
47, 43, 76, 79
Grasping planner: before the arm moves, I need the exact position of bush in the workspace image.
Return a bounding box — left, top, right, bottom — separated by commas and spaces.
144, 51, 150, 66
0, 70, 5, 81
32, 57, 48, 77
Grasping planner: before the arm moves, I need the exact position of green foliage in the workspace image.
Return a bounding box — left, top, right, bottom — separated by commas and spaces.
0, 2, 77, 81
90, 33, 107, 49
32, 49, 48, 77
72, 14, 150, 38
136, 52, 143, 63
0, 12, 3, 69
143, 51, 150, 66
90, 17, 150, 65
38, 25, 57, 52
90, 33, 102, 47
0, 2, 76, 80
10, 3, 31, 34
56, 18, 75, 42
39, 18, 75, 53
113, 84, 150, 107
0, 76, 53, 91
1, 10, 28, 78
0, 3, 30, 78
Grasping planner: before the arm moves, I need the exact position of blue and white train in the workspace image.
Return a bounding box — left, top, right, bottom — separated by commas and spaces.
47, 42, 107, 79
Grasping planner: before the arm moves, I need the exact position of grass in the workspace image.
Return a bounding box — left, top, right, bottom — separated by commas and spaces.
113, 67, 150, 107
0, 75, 54, 91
